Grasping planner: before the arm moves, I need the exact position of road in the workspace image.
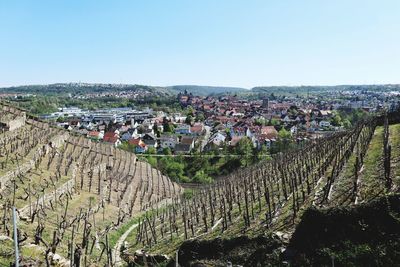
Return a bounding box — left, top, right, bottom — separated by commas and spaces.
113, 223, 139, 266
200, 125, 211, 151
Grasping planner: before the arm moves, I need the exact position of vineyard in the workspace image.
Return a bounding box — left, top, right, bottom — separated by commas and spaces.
0, 100, 399, 266
122, 109, 400, 265
0, 103, 182, 266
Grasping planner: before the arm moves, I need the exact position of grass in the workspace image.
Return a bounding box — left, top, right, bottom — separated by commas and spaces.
124, 125, 388, 258
2, 114, 399, 266
359, 126, 385, 202
0, 239, 14, 267
389, 124, 400, 186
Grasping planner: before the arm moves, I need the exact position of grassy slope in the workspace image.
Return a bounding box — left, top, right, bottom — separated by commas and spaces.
288, 193, 400, 267
122, 124, 400, 261
390, 124, 400, 187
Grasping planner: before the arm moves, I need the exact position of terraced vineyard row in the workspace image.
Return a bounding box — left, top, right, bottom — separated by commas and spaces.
0, 103, 182, 266
127, 112, 400, 258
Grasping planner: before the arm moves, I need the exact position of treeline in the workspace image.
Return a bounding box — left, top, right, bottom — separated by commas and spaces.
168, 85, 247, 96
0, 83, 173, 95
251, 84, 400, 95
121, 138, 272, 184
8, 95, 181, 114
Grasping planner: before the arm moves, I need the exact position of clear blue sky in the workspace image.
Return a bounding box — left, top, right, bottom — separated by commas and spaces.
1, 0, 399, 88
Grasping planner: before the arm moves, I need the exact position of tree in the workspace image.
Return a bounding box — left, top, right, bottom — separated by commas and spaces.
254, 118, 266, 126
146, 156, 157, 167
147, 147, 156, 154
350, 109, 367, 124
278, 128, 291, 139
268, 118, 279, 126
276, 127, 292, 152
331, 113, 343, 127
235, 137, 254, 167
56, 116, 66, 123
192, 170, 212, 184
162, 147, 172, 155
118, 141, 135, 152
185, 115, 194, 125
150, 102, 158, 110
153, 124, 161, 137
186, 152, 210, 178
257, 144, 271, 161
195, 112, 205, 122
343, 119, 352, 129
159, 157, 188, 182
163, 122, 174, 133
185, 106, 195, 116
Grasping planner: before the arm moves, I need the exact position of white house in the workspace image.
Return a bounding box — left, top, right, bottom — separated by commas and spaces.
160, 135, 179, 149
290, 125, 298, 135
81, 121, 94, 130
210, 132, 226, 146
141, 119, 154, 131
172, 113, 187, 123
130, 119, 139, 129
175, 124, 191, 135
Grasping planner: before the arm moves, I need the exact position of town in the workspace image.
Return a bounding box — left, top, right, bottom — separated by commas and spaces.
39, 89, 399, 158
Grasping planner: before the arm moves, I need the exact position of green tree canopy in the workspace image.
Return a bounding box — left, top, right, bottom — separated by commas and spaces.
192, 170, 212, 184
235, 137, 254, 167
185, 115, 194, 125
278, 127, 291, 139
147, 147, 157, 154
257, 144, 272, 161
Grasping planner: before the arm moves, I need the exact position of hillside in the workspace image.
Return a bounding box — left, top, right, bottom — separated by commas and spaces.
0, 83, 249, 97
287, 193, 400, 266
172, 193, 400, 267
2, 83, 400, 98
0, 102, 399, 266
250, 84, 400, 96
0, 102, 182, 266
0, 83, 174, 97
119, 109, 400, 266
168, 85, 248, 96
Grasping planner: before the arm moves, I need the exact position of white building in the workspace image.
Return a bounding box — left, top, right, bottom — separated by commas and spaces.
160, 135, 179, 149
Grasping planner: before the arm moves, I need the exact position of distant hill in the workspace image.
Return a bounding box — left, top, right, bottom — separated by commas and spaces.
0, 83, 249, 97
251, 84, 400, 95
2, 83, 399, 98
168, 85, 248, 96
0, 83, 174, 97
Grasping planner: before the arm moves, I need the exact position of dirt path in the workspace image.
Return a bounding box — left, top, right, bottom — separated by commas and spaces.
113, 223, 139, 266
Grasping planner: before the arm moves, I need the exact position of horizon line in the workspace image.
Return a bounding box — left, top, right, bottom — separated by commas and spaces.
1, 82, 400, 90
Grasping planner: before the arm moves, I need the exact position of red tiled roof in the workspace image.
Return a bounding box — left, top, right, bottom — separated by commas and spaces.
203, 105, 212, 110
104, 131, 118, 139
88, 131, 100, 137
260, 126, 278, 139
128, 138, 142, 146
137, 142, 147, 148
190, 124, 203, 133
181, 136, 194, 145
104, 135, 119, 143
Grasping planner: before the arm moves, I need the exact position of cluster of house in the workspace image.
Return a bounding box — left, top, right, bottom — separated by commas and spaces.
50, 106, 207, 154
49, 100, 343, 154
204, 109, 334, 150
85, 120, 205, 154
45, 89, 398, 154
178, 93, 346, 148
